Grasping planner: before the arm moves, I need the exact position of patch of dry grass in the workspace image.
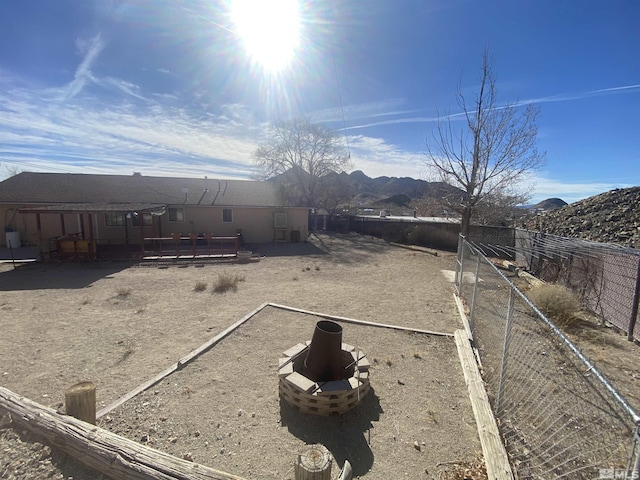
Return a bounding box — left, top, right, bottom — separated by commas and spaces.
115, 287, 131, 299
527, 283, 580, 328
212, 272, 245, 294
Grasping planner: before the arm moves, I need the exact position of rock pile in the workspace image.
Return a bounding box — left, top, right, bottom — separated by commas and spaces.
524, 186, 640, 248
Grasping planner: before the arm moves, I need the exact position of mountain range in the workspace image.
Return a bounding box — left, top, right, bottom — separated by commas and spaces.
326, 170, 462, 207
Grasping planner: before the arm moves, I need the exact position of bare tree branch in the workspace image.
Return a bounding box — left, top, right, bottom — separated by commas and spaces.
424, 50, 545, 235
253, 118, 351, 208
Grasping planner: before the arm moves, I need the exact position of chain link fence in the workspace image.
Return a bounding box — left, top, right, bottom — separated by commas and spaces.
456, 236, 640, 478
513, 229, 640, 341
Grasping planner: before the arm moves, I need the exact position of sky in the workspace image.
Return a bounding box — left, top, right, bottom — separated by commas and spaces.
0, 0, 639, 204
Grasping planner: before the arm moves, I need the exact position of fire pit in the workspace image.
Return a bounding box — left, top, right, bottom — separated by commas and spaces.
278, 320, 370, 416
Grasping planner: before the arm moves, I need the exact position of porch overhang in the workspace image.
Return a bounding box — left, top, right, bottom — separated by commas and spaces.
19, 203, 167, 216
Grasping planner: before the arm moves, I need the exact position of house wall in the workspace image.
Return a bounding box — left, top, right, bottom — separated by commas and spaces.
155, 206, 309, 244
1, 204, 309, 247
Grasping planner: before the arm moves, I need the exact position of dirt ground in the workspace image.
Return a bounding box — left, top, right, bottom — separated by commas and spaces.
0, 233, 486, 479
2, 232, 638, 479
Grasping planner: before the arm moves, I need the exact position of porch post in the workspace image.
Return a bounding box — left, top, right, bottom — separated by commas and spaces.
36, 213, 44, 261
87, 213, 95, 261
60, 213, 66, 236
139, 217, 144, 258
124, 214, 129, 256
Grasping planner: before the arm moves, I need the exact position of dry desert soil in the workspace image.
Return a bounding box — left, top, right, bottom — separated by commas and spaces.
1, 232, 638, 479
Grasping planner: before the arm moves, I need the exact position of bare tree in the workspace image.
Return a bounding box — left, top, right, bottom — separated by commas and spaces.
0, 163, 22, 178
316, 173, 352, 216
253, 118, 351, 208
425, 51, 545, 236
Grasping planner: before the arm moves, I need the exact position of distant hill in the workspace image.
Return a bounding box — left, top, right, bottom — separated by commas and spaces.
272, 169, 462, 210
333, 170, 461, 205
374, 193, 412, 208
532, 198, 567, 211
525, 186, 640, 247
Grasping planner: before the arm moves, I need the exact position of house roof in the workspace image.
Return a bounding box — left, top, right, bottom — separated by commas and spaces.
0, 172, 291, 208
19, 203, 167, 215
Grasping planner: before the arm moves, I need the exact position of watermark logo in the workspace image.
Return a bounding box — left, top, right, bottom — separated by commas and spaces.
598, 468, 638, 479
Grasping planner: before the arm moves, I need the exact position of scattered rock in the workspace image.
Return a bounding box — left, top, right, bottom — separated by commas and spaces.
524, 186, 640, 248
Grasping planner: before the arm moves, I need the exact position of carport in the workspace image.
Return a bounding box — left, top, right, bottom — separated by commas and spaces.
19, 203, 166, 261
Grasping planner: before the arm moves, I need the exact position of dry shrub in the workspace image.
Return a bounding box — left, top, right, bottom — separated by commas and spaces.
193, 281, 207, 292
527, 283, 580, 328
115, 287, 131, 298
212, 272, 245, 294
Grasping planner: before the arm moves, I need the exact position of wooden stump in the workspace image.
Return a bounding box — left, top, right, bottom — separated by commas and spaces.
65, 381, 96, 425
294, 444, 333, 480
338, 460, 353, 480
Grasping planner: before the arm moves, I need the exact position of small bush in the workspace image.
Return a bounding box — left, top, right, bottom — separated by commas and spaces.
116, 287, 131, 298
212, 272, 245, 294
527, 283, 580, 327
194, 281, 207, 292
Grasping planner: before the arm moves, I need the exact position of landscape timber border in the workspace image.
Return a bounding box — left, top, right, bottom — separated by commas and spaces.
1, 301, 513, 479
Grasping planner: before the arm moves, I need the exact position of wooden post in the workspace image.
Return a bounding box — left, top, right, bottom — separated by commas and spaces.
65, 381, 96, 425
87, 213, 95, 260
36, 212, 44, 261
294, 444, 332, 480
0, 386, 248, 480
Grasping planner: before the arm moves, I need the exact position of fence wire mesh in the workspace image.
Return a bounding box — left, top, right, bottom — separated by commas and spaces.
456, 237, 640, 479
513, 229, 640, 341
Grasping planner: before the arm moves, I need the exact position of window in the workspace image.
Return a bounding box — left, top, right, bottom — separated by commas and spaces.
105, 212, 125, 226
132, 213, 153, 226
222, 208, 233, 223
274, 212, 287, 228
168, 207, 184, 222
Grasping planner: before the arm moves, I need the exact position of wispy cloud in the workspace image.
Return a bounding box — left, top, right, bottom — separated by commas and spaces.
348, 135, 426, 178
517, 84, 640, 107
0, 77, 427, 183
62, 34, 106, 101
342, 83, 640, 131
309, 98, 409, 123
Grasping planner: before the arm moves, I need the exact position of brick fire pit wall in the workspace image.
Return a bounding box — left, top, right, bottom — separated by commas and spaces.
278, 341, 371, 416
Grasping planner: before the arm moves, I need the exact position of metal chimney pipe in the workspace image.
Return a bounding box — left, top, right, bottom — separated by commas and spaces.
304, 320, 344, 382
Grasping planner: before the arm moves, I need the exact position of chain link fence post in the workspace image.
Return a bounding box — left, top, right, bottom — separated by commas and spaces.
496, 286, 516, 415
628, 257, 640, 342
455, 234, 465, 293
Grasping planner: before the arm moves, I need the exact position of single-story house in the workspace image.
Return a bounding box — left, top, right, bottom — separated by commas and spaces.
0, 172, 309, 259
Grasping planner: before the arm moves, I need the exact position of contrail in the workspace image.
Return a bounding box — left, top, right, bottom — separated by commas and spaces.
63, 34, 105, 101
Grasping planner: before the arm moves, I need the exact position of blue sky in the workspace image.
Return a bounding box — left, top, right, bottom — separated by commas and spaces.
1, 0, 638, 204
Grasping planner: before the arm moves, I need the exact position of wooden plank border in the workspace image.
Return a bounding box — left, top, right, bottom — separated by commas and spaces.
98, 301, 452, 420
267, 303, 454, 337
0, 386, 247, 480
454, 330, 514, 480
453, 294, 473, 341
97, 302, 270, 419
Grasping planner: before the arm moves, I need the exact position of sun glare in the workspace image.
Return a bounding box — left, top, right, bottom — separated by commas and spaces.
230, 0, 301, 72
